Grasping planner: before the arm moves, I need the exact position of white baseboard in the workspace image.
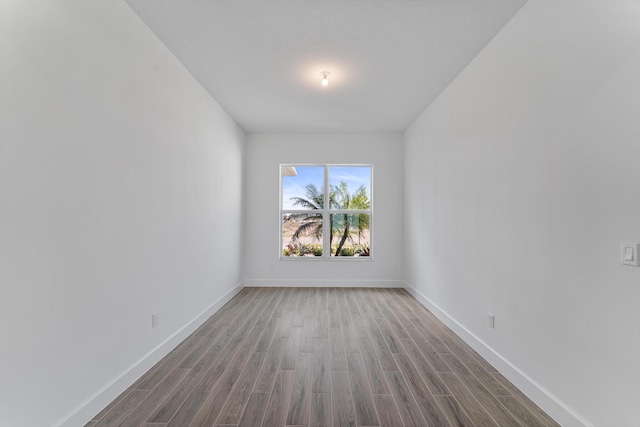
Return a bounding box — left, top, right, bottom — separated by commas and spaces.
54, 282, 244, 427
243, 279, 405, 288
403, 282, 592, 427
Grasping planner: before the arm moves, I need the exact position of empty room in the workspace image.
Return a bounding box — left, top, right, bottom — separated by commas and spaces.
1, 1, 639, 426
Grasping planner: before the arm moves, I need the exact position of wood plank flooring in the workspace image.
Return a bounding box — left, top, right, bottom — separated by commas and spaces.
87, 288, 560, 427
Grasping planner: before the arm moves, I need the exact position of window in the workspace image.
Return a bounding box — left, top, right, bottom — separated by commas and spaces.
281, 164, 372, 259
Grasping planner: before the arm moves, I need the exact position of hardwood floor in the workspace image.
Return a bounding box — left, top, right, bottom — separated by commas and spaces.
87, 288, 560, 427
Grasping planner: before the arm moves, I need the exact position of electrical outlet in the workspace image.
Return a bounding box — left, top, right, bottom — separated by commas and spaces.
488, 313, 495, 329
152, 313, 159, 328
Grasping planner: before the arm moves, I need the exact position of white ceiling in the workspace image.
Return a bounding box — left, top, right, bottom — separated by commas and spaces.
124, 0, 527, 133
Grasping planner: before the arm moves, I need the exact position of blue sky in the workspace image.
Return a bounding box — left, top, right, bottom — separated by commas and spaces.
282, 165, 371, 210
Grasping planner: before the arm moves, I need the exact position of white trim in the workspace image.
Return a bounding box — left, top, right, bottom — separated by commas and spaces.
244, 279, 404, 288
53, 283, 244, 427
403, 281, 593, 427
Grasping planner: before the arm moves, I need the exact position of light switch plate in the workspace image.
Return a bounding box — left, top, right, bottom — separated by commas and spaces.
621, 242, 640, 266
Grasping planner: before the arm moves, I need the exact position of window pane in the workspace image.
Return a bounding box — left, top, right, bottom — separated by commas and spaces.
329, 166, 371, 210
329, 213, 370, 257
282, 213, 323, 257
281, 166, 325, 210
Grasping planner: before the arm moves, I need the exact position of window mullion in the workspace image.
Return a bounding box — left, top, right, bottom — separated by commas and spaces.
323, 165, 330, 258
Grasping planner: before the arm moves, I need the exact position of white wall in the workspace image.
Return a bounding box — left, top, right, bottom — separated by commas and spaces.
0, 2, 245, 426
404, 0, 640, 425
244, 133, 404, 287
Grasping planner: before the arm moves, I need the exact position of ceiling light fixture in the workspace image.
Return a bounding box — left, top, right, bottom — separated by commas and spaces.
320, 71, 330, 87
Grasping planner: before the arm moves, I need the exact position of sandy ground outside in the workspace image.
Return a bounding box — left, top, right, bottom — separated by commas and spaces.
282, 216, 370, 255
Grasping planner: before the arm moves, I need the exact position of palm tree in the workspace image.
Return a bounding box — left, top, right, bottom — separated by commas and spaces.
287, 184, 326, 244
286, 181, 370, 256
331, 182, 370, 256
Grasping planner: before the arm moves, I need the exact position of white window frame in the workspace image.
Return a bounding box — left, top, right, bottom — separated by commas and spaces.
280, 164, 373, 261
